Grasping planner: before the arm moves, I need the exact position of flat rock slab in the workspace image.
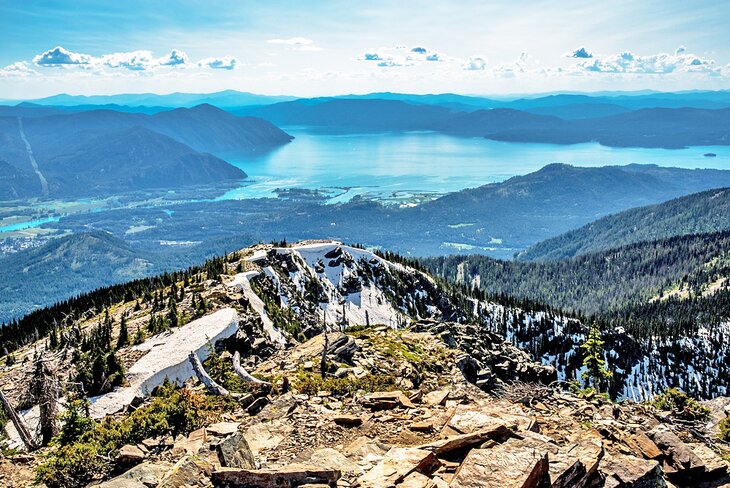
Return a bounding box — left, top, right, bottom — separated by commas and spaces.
423, 389, 450, 406
450, 446, 549, 488
445, 406, 510, 436
362, 391, 417, 410
208, 421, 241, 436
357, 447, 440, 488
213, 464, 341, 487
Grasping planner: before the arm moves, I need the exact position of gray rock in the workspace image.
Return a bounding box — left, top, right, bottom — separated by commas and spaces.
216, 431, 255, 469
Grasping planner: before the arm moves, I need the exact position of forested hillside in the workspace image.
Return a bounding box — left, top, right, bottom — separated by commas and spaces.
519, 188, 730, 261
424, 230, 730, 340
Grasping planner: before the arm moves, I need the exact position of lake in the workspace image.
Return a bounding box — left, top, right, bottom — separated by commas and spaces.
2, 129, 729, 233
217, 128, 730, 204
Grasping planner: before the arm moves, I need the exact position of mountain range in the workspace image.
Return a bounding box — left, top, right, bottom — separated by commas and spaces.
234, 98, 730, 148
0, 104, 292, 199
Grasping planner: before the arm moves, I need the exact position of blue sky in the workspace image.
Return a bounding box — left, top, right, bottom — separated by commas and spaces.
1, 0, 729, 98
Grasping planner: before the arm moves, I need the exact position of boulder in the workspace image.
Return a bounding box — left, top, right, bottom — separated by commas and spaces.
217, 431, 255, 469
306, 448, 361, 475
689, 444, 729, 478
158, 454, 215, 488
397, 471, 436, 488
116, 444, 146, 465
450, 446, 550, 488
599, 453, 665, 488
97, 461, 173, 488
621, 432, 662, 459
332, 414, 363, 427
357, 447, 441, 488
212, 464, 341, 487
649, 427, 704, 474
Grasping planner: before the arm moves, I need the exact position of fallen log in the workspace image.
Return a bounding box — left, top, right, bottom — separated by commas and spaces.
232, 351, 270, 385
0, 388, 38, 451
188, 351, 230, 396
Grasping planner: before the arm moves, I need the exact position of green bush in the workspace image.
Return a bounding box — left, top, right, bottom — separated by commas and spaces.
294, 370, 396, 396
651, 387, 710, 420
36, 381, 229, 488
719, 416, 730, 442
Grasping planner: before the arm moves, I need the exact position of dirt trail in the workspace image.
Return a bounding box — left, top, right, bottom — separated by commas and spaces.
17, 117, 49, 196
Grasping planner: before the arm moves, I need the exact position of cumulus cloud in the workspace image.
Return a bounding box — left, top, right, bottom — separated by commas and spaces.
575, 49, 717, 74
567, 47, 593, 59
100, 50, 156, 70
159, 49, 189, 66
494, 52, 538, 76
0, 61, 38, 77
198, 56, 238, 70
463, 56, 487, 71
31, 46, 192, 71
33, 46, 93, 66
359, 44, 445, 67
361, 52, 386, 61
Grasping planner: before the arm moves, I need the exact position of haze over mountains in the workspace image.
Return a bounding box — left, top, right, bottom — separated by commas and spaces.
0, 104, 292, 198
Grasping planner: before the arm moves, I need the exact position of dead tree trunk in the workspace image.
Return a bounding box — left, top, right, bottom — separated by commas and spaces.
0, 389, 38, 451
320, 327, 329, 379
188, 351, 230, 396
32, 354, 59, 446
232, 351, 270, 385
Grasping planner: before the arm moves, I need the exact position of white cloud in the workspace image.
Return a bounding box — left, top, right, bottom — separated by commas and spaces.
266, 37, 322, 51
0, 61, 38, 77
463, 56, 487, 70
494, 52, 539, 76
33, 46, 93, 66
575, 49, 718, 74
100, 50, 156, 70
359, 44, 445, 67
566, 47, 593, 59
159, 49, 189, 66
267, 37, 314, 46
198, 56, 238, 70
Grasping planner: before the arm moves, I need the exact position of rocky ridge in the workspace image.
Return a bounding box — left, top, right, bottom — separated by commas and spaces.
1, 241, 729, 487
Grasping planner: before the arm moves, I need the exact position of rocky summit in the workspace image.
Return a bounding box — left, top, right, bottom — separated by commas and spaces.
0, 241, 729, 488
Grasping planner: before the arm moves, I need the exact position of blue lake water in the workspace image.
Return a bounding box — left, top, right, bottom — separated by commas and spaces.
217, 128, 730, 204
0, 216, 60, 233
3, 129, 730, 232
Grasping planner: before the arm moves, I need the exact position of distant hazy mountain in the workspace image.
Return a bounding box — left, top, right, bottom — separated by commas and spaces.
488, 107, 730, 148
0, 104, 292, 198
518, 188, 730, 261
237, 98, 458, 130
236, 97, 730, 148
38, 126, 247, 196
24, 90, 296, 108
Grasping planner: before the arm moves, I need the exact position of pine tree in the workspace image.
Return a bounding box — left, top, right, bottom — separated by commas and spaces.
580, 322, 613, 392
116, 315, 129, 349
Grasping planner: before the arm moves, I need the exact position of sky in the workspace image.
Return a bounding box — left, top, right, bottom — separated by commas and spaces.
1, 0, 730, 99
